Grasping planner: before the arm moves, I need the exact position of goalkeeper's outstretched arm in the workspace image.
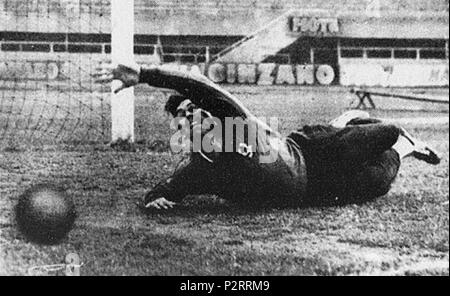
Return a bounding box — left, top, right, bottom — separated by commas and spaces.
94, 63, 252, 120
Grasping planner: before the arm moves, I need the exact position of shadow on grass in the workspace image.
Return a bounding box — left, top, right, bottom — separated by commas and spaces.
138, 193, 378, 219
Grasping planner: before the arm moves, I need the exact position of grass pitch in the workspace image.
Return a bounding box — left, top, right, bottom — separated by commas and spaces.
0, 86, 448, 275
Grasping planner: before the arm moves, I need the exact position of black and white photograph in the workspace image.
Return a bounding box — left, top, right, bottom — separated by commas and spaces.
0, 0, 448, 278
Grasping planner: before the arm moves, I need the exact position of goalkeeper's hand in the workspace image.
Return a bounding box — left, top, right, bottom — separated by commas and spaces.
145, 197, 177, 210
93, 62, 141, 93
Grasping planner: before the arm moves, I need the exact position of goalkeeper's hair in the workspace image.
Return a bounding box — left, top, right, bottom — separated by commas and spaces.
165, 94, 188, 117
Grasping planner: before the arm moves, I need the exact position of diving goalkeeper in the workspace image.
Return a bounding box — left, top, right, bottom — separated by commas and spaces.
94, 64, 441, 210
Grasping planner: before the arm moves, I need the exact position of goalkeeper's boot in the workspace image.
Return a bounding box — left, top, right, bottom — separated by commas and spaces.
400, 127, 441, 165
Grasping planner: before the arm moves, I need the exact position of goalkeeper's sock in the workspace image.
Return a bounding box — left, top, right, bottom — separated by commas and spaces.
330, 110, 370, 128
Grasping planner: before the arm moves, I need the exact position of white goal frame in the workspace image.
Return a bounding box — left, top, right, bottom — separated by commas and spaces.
111, 0, 135, 143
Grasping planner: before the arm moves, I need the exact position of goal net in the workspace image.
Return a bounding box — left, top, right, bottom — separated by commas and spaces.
0, 0, 142, 150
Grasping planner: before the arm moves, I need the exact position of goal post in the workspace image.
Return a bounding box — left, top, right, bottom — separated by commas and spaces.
111, 0, 135, 144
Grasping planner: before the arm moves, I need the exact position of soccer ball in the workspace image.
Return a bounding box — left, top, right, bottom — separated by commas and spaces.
15, 184, 76, 245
